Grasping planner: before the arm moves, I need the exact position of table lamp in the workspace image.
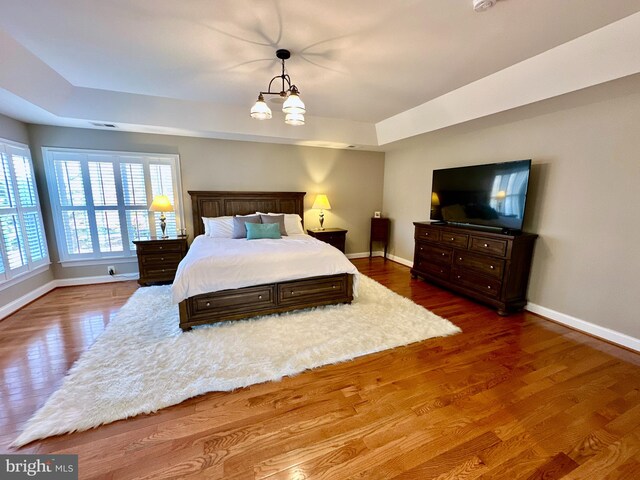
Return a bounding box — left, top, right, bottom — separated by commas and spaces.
149, 195, 173, 238
312, 194, 332, 230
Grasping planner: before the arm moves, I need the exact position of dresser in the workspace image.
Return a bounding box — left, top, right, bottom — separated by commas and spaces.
307, 228, 347, 253
411, 222, 537, 315
133, 236, 188, 286
370, 217, 390, 258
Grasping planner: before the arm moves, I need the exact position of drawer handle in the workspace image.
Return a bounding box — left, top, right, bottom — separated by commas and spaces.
258, 295, 263, 299
487, 285, 492, 289
483, 243, 489, 247
332, 285, 336, 289
420, 247, 424, 251
458, 257, 463, 261
424, 233, 429, 236
206, 302, 211, 307
162, 269, 165, 272
440, 269, 443, 273
161, 257, 164, 261
457, 275, 461, 279
441, 253, 446, 256
449, 237, 455, 241
159, 246, 163, 250
290, 291, 295, 295
490, 265, 495, 270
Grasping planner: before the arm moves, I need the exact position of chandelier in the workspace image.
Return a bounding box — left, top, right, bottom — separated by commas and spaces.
250, 49, 306, 126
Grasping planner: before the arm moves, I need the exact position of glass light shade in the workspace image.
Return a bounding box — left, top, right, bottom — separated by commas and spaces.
250, 95, 272, 120
312, 194, 332, 210
285, 112, 305, 126
149, 195, 174, 212
282, 92, 306, 115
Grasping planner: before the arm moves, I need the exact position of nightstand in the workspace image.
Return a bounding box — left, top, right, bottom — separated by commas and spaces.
307, 228, 347, 253
133, 236, 188, 286
370, 217, 390, 259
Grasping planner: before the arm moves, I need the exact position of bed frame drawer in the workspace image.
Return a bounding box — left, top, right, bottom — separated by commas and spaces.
179, 274, 354, 330
193, 285, 276, 316
278, 275, 349, 305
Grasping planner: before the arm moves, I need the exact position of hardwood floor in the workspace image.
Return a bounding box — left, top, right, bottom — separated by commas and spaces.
1, 258, 639, 479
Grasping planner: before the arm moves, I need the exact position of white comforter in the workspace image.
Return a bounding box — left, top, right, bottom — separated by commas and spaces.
171, 234, 359, 303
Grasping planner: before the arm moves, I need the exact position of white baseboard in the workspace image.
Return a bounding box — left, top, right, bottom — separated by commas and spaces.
386, 254, 413, 268
55, 273, 138, 287
0, 274, 139, 320
346, 252, 414, 269
0, 280, 57, 321
526, 302, 640, 352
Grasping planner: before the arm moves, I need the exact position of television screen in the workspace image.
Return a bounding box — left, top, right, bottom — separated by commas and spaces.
430, 159, 531, 232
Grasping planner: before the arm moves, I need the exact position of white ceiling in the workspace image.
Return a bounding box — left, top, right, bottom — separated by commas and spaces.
1, 0, 639, 148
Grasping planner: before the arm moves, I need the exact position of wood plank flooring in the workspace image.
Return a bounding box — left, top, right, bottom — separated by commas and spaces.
1, 257, 639, 479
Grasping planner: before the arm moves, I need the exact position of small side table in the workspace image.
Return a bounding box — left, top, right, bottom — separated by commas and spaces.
133, 236, 188, 286
370, 218, 390, 258
307, 228, 347, 253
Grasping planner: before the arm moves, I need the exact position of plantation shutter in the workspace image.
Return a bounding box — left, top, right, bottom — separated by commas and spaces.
44, 149, 182, 263
0, 140, 49, 285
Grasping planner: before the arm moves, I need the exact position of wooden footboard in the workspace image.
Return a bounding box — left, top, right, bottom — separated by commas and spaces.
179, 273, 353, 331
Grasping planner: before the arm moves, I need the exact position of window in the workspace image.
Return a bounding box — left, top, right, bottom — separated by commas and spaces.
0, 139, 49, 285
43, 148, 182, 263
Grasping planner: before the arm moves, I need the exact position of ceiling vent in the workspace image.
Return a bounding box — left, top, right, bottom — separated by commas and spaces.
90, 122, 117, 128
473, 0, 497, 12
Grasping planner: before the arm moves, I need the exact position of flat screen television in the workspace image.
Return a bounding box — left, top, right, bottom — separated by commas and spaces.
430, 159, 531, 233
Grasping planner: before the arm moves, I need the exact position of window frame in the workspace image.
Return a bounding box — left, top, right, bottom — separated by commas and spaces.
0, 138, 50, 287
43, 147, 184, 265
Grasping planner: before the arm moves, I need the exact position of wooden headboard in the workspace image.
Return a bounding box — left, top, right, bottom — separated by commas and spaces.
189, 191, 306, 237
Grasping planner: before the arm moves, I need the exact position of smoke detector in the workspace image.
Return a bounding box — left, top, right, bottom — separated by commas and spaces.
473, 0, 497, 12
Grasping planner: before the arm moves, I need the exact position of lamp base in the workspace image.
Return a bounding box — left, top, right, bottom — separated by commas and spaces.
318, 211, 325, 231
160, 214, 168, 239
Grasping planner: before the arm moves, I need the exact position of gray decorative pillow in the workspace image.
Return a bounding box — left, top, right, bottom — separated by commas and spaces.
232, 215, 261, 238
260, 214, 287, 236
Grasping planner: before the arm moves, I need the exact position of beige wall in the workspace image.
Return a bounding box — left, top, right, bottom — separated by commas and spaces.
0, 114, 54, 309
382, 74, 640, 339
27, 126, 385, 279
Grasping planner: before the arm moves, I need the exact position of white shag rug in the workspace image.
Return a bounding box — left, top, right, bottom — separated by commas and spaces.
13, 275, 460, 447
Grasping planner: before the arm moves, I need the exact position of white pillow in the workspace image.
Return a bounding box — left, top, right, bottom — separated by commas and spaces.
204, 216, 234, 238
266, 212, 304, 235
202, 217, 212, 236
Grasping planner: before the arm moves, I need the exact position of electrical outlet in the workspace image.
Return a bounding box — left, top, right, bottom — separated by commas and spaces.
108, 266, 115, 276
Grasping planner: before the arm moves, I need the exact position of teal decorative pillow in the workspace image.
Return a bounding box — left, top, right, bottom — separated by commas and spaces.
246, 222, 282, 240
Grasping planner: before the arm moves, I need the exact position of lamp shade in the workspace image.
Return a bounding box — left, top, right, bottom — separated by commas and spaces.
250, 94, 272, 120
282, 90, 306, 115
149, 195, 174, 212
285, 112, 305, 126
312, 194, 331, 210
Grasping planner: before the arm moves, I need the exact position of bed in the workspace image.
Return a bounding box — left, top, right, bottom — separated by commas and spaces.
176, 191, 356, 331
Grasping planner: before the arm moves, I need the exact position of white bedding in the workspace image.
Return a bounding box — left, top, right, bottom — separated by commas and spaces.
171, 234, 359, 303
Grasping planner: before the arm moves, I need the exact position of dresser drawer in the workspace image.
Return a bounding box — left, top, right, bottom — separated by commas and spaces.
440, 232, 469, 249
452, 268, 502, 298
193, 285, 276, 315
454, 251, 505, 279
136, 242, 185, 254
414, 258, 450, 280
140, 252, 183, 267
144, 266, 178, 279
279, 275, 348, 305
469, 236, 507, 257
416, 243, 452, 265
323, 234, 345, 246
415, 226, 440, 242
